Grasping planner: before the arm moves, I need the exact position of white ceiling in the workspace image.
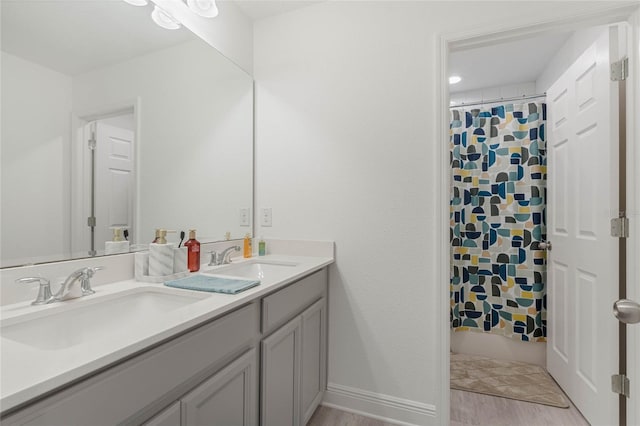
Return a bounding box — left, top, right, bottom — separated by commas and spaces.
1, 0, 194, 76
232, 0, 324, 21
449, 31, 573, 93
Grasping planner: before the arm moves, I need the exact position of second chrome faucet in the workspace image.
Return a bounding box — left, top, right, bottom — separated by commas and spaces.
208, 246, 241, 266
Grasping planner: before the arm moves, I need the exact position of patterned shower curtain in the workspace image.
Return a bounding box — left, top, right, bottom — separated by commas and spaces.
450, 102, 547, 342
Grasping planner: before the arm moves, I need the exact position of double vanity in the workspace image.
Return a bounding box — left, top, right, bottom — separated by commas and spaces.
1, 246, 334, 426
0, 2, 331, 425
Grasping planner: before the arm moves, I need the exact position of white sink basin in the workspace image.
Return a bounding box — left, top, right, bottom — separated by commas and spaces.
1, 287, 209, 351
204, 259, 298, 280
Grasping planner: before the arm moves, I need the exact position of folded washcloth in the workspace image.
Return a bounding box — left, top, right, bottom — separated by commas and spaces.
164, 275, 260, 294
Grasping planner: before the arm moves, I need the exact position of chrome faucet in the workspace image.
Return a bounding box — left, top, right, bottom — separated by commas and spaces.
16, 266, 103, 305
56, 266, 103, 299
208, 246, 241, 266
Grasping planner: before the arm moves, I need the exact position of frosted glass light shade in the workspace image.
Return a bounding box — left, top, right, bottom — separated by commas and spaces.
449, 75, 462, 85
123, 0, 149, 6
186, 0, 219, 18
151, 5, 181, 30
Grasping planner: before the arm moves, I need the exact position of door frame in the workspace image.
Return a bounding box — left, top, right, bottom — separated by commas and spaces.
70, 98, 141, 257
436, 4, 640, 425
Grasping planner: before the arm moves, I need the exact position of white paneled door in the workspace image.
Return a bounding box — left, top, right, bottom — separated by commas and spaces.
546, 28, 620, 426
95, 121, 135, 252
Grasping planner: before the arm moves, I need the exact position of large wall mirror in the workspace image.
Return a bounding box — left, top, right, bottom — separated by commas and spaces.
1, 0, 254, 268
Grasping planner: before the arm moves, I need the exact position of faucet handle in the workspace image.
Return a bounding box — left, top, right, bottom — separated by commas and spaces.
16, 277, 53, 305
208, 251, 220, 266
84, 266, 104, 277
80, 266, 104, 295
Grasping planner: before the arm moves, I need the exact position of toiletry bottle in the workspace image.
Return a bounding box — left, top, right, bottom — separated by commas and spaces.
185, 229, 201, 272
243, 233, 252, 258
258, 236, 266, 256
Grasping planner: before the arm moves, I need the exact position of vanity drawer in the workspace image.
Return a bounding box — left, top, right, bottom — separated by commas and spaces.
261, 269, 326, 335
4, 303, 259, 426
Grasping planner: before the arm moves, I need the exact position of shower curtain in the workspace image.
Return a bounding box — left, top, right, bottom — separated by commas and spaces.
450, 102, 547, 342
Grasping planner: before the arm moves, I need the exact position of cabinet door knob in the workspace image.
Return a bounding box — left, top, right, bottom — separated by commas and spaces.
539, 241, 552, 251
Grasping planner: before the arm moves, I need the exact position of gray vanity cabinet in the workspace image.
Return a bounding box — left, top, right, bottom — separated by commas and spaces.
143, 349, 258, 426
2, 267, 328, 426
2, 303, 259, 426
143, 402, 181, 426
300, 299, 326, 425
181, 348, 257, 425
260, 269, 327, 426
261, 316, 302, 426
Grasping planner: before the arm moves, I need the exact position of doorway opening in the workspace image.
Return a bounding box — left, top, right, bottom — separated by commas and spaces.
437, 6, 639, 426
71, 108, 137, 259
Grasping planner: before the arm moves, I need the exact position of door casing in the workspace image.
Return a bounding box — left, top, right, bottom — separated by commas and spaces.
436, 4, 640, 426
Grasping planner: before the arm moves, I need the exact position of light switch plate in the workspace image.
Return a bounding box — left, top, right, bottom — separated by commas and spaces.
261, 208, 272, 227
239, 208, 250, 226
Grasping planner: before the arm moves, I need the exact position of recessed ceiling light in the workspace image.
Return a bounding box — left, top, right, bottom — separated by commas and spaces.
449, 75, 462, 85
186, 0, 219, 18
123, 0, 149, 6
151, 5, 182, 30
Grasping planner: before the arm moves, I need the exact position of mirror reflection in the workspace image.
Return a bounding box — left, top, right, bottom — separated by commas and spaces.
1, 0, 254, 268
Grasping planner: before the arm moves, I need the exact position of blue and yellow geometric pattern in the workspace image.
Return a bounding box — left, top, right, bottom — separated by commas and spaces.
450, 103, 547, 342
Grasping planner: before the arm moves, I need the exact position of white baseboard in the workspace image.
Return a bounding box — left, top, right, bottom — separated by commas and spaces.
322, 383, 437, 426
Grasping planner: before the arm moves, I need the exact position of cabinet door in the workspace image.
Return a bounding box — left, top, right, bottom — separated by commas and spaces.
261, 317, 301, 426
300, 299, 326, 425
143, 402, 181, 426
182, 349, 257, 426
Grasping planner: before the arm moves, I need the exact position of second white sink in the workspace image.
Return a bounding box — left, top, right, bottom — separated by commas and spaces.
204, 259, 298, 280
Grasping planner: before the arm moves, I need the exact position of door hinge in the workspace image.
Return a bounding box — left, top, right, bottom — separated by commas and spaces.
611, 57, 629, 81
88, 122, 97, 149
612, 374, 630, 397
87, 216, 96, 227
611, 216, 629, 238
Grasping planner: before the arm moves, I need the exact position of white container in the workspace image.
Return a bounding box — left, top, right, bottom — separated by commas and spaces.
173, 247, 188, 273
105, 240, 130, 255
134, 251, 150, 279
149, 243, 174, 276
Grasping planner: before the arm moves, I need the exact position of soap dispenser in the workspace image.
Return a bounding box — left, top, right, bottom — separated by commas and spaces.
149, 229, 174, 276
243, 233, 252, 258
105, 227, 130, 255
184, 229, 201, 272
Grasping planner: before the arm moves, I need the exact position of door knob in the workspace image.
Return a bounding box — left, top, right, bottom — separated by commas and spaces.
613, 299, 640, 324
539, 241, 552, 251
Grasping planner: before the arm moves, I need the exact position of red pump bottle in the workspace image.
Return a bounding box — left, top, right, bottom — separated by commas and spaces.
184, 229, 200, 272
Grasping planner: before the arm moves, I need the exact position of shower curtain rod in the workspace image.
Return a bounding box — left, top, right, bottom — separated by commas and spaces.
449, 93, 547, 109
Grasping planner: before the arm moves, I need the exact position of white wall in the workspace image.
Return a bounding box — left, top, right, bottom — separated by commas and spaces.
1, 52, 73, 267
72, 39, 253, 246
152, 0, 253, 74
253, 2, 635, 424
537, 25, 609, 93
450, 331, 546, 367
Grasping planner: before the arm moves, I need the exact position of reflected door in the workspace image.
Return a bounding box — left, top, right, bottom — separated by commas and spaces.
94, 121, 135, 253
546, 28, 620, 425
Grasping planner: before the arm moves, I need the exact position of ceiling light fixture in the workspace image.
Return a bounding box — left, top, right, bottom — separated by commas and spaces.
449, 75, 462, 85
186, 0, 219, 18
151, 5, 182, 30
123, 0, 149, 6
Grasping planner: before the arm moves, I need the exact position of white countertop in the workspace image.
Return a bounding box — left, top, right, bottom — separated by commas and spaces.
0, 254, 333, 413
